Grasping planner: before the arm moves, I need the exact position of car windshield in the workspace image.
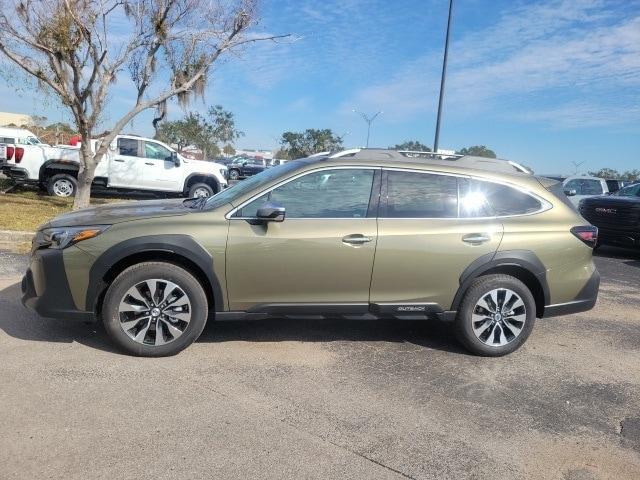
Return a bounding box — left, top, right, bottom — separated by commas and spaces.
614, 184, 640, 197
204, 160, 304, 209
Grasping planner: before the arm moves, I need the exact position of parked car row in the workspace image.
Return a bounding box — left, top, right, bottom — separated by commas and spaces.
0, 127, 228, 198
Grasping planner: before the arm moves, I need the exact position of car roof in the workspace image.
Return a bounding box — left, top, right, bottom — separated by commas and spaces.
563, 175, 604, 182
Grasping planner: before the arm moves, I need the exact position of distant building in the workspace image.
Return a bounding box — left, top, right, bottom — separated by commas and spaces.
235, 148, 273, 160
0, 112, 33, 127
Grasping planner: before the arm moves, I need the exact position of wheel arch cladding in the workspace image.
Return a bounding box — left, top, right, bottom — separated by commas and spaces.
452, 250, 549, 317
184, 173, 220, 192
86, 235, 223, 314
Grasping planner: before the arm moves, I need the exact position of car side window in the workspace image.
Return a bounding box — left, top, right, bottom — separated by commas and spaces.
564, 179, 581, 193
236, 169, 375, 218
459, 178, 542, 217
144, 141, 173, 161
383, 171, 458, 218
582, 180, 603, 195
118, 138, 140, 157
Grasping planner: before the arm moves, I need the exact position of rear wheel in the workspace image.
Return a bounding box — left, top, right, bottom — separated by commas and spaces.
102, 262, 208, 357
47, 174, 77, 197
455, 274, 535, 356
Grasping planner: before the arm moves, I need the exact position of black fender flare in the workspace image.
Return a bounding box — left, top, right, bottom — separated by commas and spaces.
450, 249, 550, 312
183, 173, 221, 193
86, 234, 224, 314
39, 160, 79, 182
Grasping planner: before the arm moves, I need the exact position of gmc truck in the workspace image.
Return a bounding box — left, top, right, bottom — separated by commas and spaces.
0, 133, 228, 198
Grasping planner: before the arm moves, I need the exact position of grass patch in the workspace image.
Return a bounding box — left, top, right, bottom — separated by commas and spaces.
0, 188, 126, 232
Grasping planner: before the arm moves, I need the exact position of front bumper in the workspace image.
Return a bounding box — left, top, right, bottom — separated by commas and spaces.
542, 269, 600, 318
596, 227, 640, 248
21, 248, 94, 321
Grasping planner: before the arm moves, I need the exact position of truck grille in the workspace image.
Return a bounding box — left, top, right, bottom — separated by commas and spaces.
580, 203, 640, 229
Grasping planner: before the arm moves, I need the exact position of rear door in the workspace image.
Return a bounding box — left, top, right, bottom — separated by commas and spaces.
109, 137, 144, 188
369, 169, 503, 312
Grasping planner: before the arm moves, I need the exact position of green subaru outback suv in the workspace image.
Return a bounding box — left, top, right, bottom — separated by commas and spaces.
22, 149, 599, 357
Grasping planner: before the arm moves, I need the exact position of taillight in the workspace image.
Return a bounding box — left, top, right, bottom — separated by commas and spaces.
14, 147, 24, 163
6, 146, 14, 160
571, 226, 598, 248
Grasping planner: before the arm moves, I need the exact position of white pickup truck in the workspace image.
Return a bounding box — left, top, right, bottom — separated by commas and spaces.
0, 132, 228, 198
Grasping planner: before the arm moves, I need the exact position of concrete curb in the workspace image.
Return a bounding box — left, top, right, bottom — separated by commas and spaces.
0, 230, 34, 243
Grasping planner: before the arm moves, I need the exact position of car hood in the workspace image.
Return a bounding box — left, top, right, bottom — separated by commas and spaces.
42, 199, 191, 229
582, 195, 640, 205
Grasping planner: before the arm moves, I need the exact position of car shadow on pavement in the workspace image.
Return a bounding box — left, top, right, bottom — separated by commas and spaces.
1, 281, 468, 355
0, 282, 120, 355
595, 245, 640, 268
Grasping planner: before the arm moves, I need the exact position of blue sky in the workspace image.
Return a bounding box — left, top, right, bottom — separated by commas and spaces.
2, 0, 639, 174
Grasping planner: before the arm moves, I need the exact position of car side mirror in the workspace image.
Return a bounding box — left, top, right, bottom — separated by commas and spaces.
171, 152, 180, 166
256, 202, 285, 222
564, 189, 577, 196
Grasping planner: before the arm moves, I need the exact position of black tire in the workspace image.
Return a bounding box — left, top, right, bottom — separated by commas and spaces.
102, 262, 208, 357
188, 182, 215, 198
455, 274, 536, 356
228, 169, 240, 180
47, 173, 77, 197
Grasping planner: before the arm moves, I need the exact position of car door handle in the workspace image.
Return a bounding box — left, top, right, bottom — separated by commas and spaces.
114, 159, 125, 162
462, 233, 491, 244
145, 162, 154, 166
342, 234, 372, 245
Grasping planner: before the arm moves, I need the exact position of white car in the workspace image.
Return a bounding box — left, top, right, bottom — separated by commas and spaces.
0, 133, 228, 198
562, 175, 609, 207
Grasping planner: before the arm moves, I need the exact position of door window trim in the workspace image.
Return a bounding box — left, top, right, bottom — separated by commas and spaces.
225, 166, 381, 220
379, 167, 552, 220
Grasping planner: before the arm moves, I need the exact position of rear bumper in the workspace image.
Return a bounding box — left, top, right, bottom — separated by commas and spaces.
1, 166, 31, 181
596, 227, 640, 248
542, 269, 600, 318
21, 248, 94, 322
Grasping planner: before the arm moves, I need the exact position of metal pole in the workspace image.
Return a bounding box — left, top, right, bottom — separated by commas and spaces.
433, 0, 454, 153
353, 109, 382, 148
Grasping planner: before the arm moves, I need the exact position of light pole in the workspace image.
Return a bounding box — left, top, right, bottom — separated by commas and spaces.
433, 0, 454, 153
352, 109, 382, 148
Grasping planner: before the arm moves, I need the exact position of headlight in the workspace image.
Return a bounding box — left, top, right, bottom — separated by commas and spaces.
35, 225, 110, 250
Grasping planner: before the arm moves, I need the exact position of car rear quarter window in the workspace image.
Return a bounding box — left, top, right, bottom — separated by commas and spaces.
237, 168, 375, 218
383, 171, 458, 218
459, 178, 542, 217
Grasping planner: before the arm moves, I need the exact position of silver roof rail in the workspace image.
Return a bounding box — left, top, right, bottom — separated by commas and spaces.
325, 148, 533, 175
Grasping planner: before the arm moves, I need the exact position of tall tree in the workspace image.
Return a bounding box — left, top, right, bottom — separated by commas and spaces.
279, 129, 343, 159
156, 106, 242, 159
392, 140, 431, 152
588, 168, 620, 179
457, 145, 497, 158
622, 169, 640, 181
0, 0, 287, 209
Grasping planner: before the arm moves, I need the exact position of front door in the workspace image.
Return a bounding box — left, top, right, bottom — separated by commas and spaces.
226, 167, 380, 312
369, 170, 503, 312
140, 140, 182, 191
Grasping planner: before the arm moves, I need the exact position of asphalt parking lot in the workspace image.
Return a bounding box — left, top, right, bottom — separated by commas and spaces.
1, 247, 639, 479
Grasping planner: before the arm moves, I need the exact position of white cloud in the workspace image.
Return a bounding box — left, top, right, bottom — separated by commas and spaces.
344, 0, 640, 128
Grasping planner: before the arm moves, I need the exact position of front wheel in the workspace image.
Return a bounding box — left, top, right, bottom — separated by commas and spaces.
47, 174, 77, 197
228, 169, 240, 180
102, 262, 209, 357
188, 182, 215, 198
455, 274, 536, 356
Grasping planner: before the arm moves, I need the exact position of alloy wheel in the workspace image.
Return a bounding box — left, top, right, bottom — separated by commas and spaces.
471, 288, 526, 347
193, 187, 211, 198
118, 279, 192, 346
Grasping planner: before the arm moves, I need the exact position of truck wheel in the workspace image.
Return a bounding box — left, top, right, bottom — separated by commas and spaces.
47, 174, 77, 197
455, 274, 536, 357
228, 169, 240, 180
102, 261, 208, 357
188, 182, 214, 198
